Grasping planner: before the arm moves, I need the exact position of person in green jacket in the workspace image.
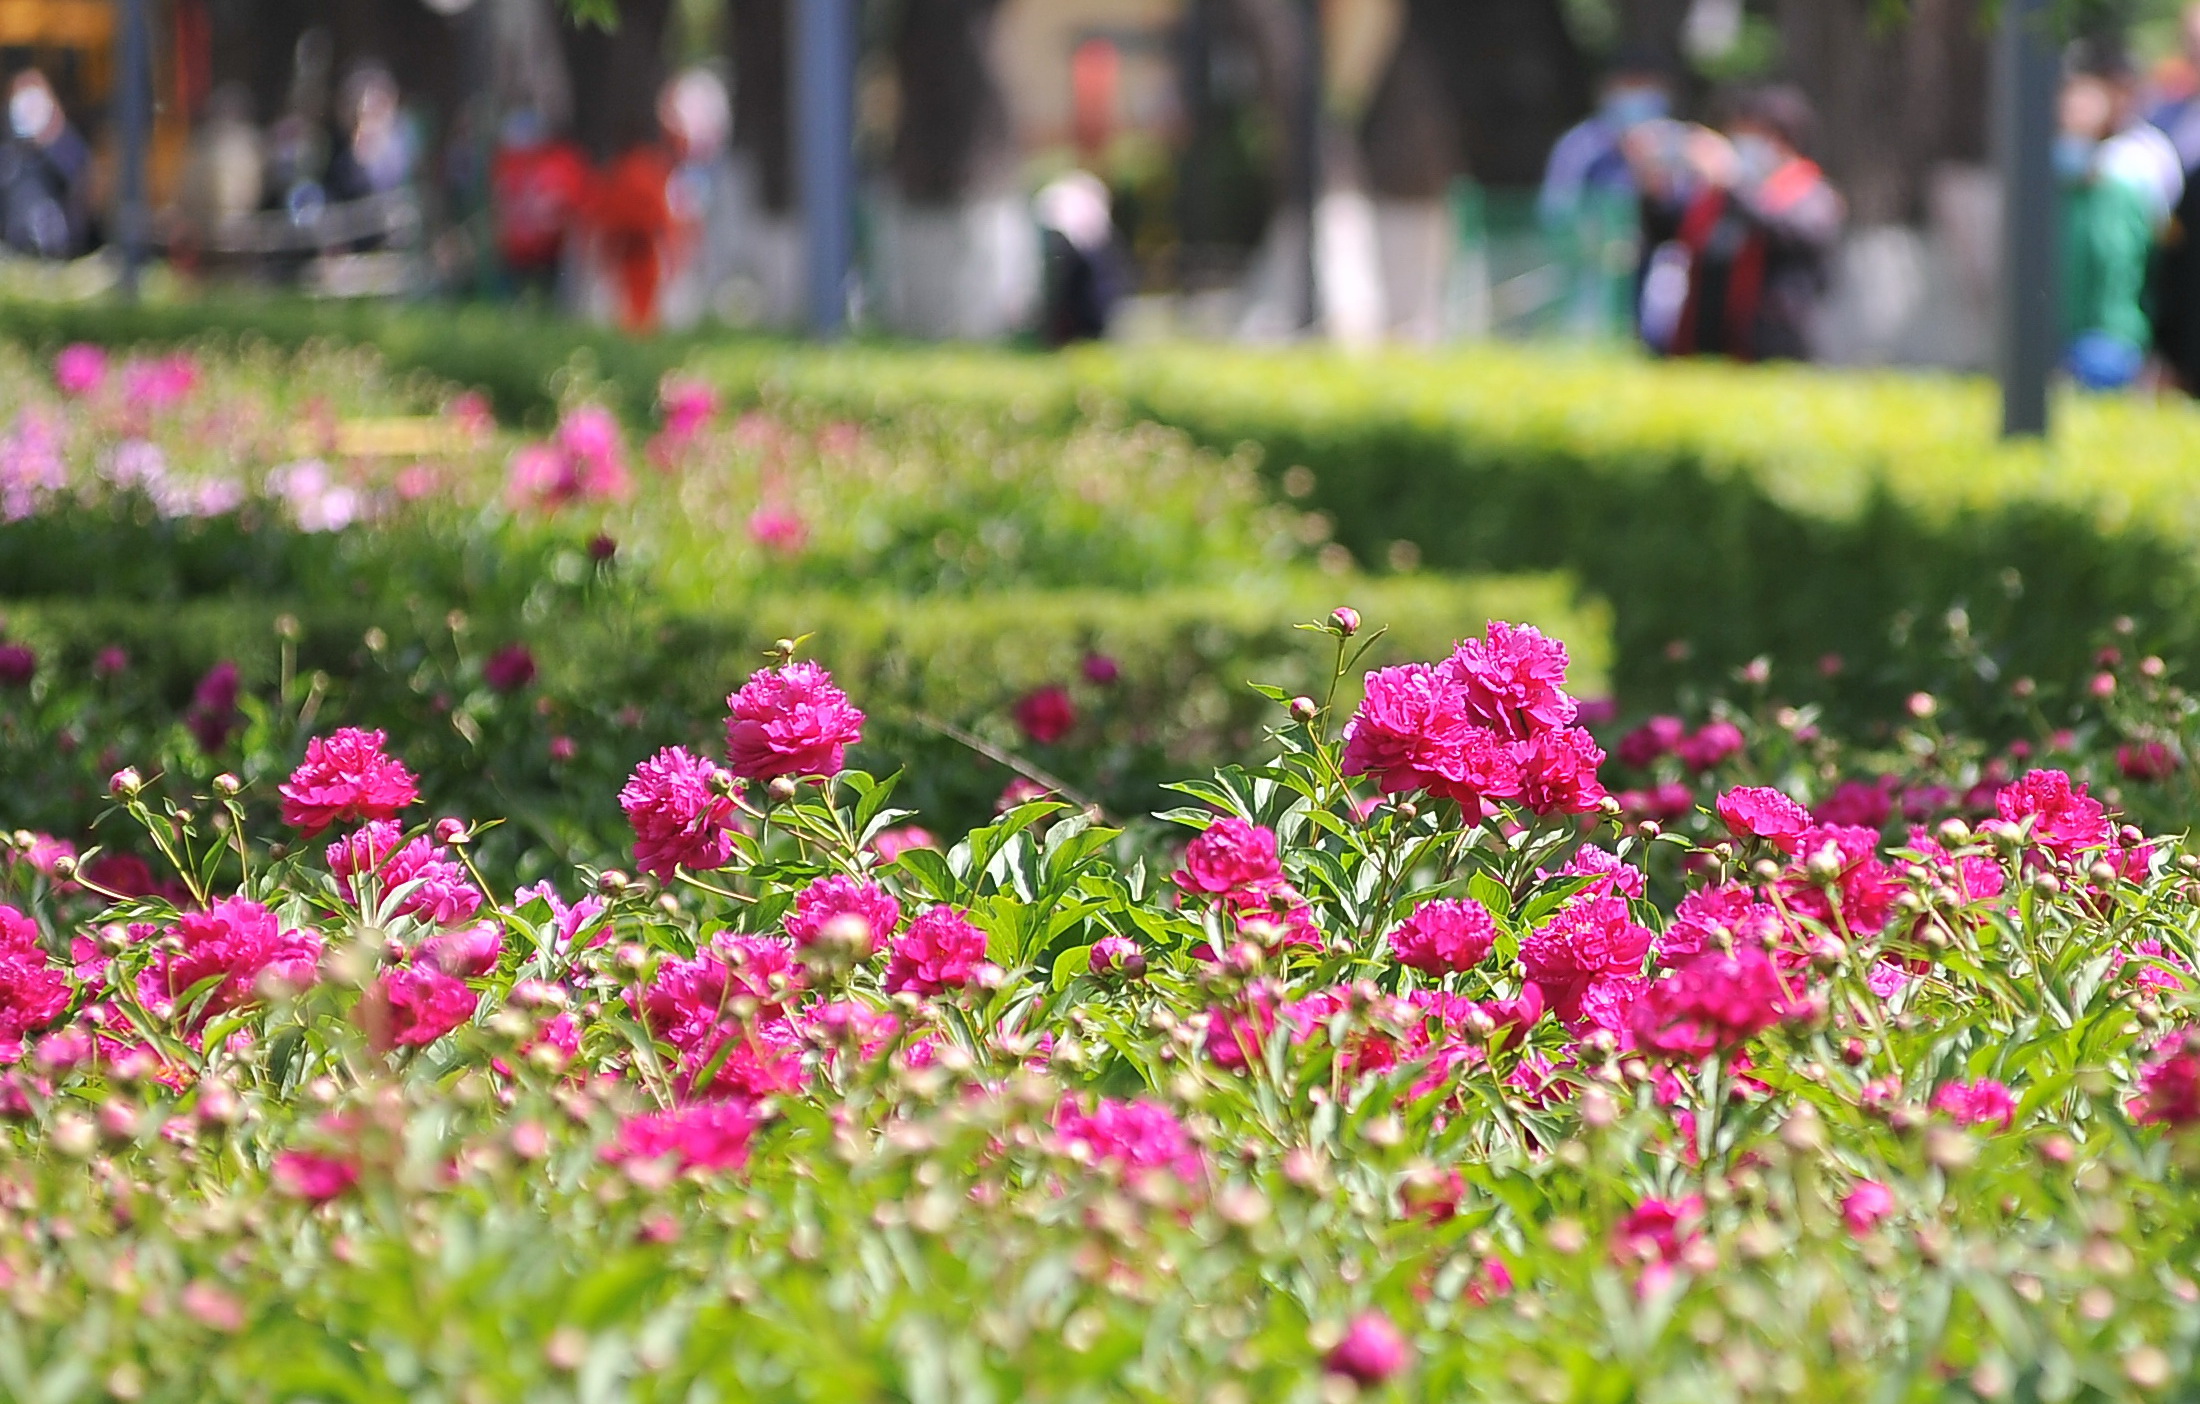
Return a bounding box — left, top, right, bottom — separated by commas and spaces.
2059, 67, 2184, 388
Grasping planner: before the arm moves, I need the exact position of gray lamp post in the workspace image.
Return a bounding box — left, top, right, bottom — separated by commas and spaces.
796, 0, 858, 339
1996, 0, 2057, 438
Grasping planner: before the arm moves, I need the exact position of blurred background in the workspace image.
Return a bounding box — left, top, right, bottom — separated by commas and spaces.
4, 0, 2200, 383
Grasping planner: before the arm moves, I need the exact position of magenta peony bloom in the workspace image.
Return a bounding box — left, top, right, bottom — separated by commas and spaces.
1204, 995, 1280, 1071
1995, 769, 2111, 858
483, 643, 537, 693
1446, 621, 1578, 741
620, 746, 740, 879
1512, 726, 1608, 815
1521, 893, 1654, 1023
1088, 935, 1146, 977
884, 906, 989, 996
1780, 825, 1903, 936
0, 643, 34, 688
1175, 817, 1283, 896
1617, 715, 1687, 768
1932, 1078, 2018, 1130
611, 1101, 756, 1174
1387, 898, 1497, 975
784, 874, 901, 951
634, 951, 805, 1098
1716, 786, 1811, 852
1676, 721, 1746, 772
0, 904, 68, 1063
1055, 1096, 1203, 1187
1013, 685, 1077, 745
872, 826, 938, 862
53, 342, 106, 396
1630, 948, 1786, 1060
273, 1149, 360, 1202
142, 896, 321, 1029
415, 922, 503, 978
1324, 1311, 1411, 1386
1841, 1180, 1896, 1236
120, 354, 197, 414
2119, 741, 2181, 783
724, 661, 865, 780
1539, 844, 1646, 900
1341, 662, 1521, 805
1815, 777, 1894, 830
367, 965, 480, 1048
555, 404, 631, 499
326, 821, 483, 927
2132, 1043, 2200, 1126
1081, 652, 1121, 685
658, 376, 719, 442
1656, 883, 1776, 966
746, 506, 808, 553
280, 728, 420, 837
184, 660, 242, 754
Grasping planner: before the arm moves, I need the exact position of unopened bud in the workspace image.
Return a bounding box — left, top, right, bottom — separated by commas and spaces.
597, 870, 630, 897
708, 769, 739, 798
212, 773, 241, 797
435, 818, 470, 845
1906, 691, 1937, 720
108, 767, 143, 798
1329, 606, 1360, 637
1288, 695, 1319, 723
1937, 817, 1971, 847
767, 776, 799, 803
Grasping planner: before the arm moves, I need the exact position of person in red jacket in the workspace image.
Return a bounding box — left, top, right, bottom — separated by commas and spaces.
490, 109, 589, 296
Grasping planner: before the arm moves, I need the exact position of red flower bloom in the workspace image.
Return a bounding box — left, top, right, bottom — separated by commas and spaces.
620, 746, 740, 879
1387, 898, 1496, 975
1512, 726, 1609, 815
609, 1101, 756, 1174
142, 896, 322, 1030
1716, 786, 1811, 852
1446, 620, 1578, 741
483, 643, 537, 693
1175, 817, 1283, 895
884, 907, 989, 996
1994, 769, 2111, 858
0, 904, 68, 1063
1630, 948, 1786, 1061
365, 965, 480, 1048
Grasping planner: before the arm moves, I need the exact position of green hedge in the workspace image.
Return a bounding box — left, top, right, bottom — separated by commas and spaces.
20, 295, 2200, 723
0, 572, 1606, 874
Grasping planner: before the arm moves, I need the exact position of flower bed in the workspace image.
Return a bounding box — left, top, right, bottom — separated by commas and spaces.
2, 616, 2198, 1399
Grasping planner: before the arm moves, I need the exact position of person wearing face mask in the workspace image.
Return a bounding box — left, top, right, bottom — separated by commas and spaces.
0, 70, 89, 260
1635, 84, 1844, 362
2058, 62, 2181, 390
1538, 60, 1673, 339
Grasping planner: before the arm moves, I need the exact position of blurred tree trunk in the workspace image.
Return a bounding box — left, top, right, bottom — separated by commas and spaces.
1773, 0, 1989, 225
559, 0, 674, 159
1616, 0, 1693, 81
1361, 0, 1589, 191
892, 0, 1012, 204
728, 0, 792, 214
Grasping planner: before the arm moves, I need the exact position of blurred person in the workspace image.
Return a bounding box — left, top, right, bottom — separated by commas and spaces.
490, 107, 588, 296
2150, 5, 2200, 392
0, 69, 89, 259
176, 84, 265, 245
1628, 85, 1844, 362
583, 135, 677, 333
1538, 59, 1672, 338
2059, 64, 2179, 390
325, 63, 416, 205
1034, 169, 1123, 345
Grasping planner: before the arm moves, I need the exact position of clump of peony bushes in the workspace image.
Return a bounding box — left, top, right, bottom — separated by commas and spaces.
2, 615, 2199, 1401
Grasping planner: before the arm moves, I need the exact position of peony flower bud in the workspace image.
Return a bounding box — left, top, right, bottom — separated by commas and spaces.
1329, 607, 1360, 637
109, 767, 143, 798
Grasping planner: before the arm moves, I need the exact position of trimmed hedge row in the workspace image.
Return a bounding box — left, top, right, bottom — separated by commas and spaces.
0, 572, 1605, 874
16, 296, 2200, 723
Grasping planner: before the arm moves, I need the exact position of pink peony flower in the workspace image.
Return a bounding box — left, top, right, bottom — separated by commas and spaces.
184, 660, 242, 754
1013, 686, 1077, 745
1324, 1311, 1411, 1386
1657, 883, 1775, 966
1520, 893, 1653, 1023
1446, 621, 1577, 740
724, 662, 865, 781
1781, 825, 1902, 936
1716, 786, 1811, 852
0, 905, 68, 1063
1995, 769, 2111, 858
273, 1149, 359, 1202
1932, 1078, 2017, 1130
746, 506, 808, 553
0, 643, 33, 687
142, 897, 322, 1029
1677, 721, 1745, 772
1815, 777, 1894, 830
610, 1101, 756, 1174
326, 821, 483, 927
1088, 935, 1146, 977
873, 826, 938, 862
53, 342, 106, 396
1617, 715, 1686, 768
1205, 995, 1279, 1071
365, 965, 480, 1048
658, 376, 719, 442
1387, 898, 1496, 975
120, 354, 197, 414
1540, 844, 1647, 899
1615, 1195, 1707, 1293
2119, 741, 2181, 783
1341, 663, 1520, 805
620, 746, 740, 879
1629, 948, 1786, 1060
1054, 1096, 1203, 1187
483, 643, 537, 693
1841, 1180, 1895, 1235
414, 922, 503, 978
555, 404, 631, 499
2132, 1043, 2200, 1126
1081, 652, 1121, 685
784, 874, 901, 951
1175, 818, 1283, 896
884, 907, 989, 996
280, 728, 420, 837
1512, 726, 1609, 815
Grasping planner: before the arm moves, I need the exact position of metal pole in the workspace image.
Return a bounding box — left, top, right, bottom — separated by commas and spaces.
1996, 0, 2057, 438
1294, 0, 1321, 333
795, 0, 857, 339
116, 0, 153, 300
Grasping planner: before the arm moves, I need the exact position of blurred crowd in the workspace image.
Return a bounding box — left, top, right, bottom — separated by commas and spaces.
1538, 2, 2200, 393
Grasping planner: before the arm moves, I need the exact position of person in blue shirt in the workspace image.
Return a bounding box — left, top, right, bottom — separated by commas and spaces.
1538, 60, 1674, 339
